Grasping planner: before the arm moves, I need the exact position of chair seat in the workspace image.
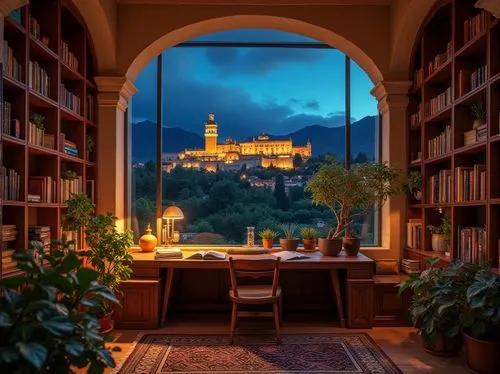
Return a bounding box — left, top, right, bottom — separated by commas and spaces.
229, 285, 281, 303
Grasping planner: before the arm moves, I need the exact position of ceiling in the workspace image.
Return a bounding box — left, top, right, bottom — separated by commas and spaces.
115, 0, 394, 5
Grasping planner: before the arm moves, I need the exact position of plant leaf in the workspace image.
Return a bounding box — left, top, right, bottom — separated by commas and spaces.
16, 342, 47, 369
42, 316, 75, 336
0, 312, 12, 327
97, 349, 115, 367
77, 267, 99, 290
0, 346, 19, 364
88, 359, 106, 374
65, 341, 85, 357
460, 311, 475, 327
60, 251, 81, 273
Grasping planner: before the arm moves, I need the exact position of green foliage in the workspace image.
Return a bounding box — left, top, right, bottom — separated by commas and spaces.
29, 112, 45, 129
63, 193, 95, 232
403, 170, 422, 194
87, 135, 95, 154
63, 170, 79, 180
280, 223, 297, 239
0, 240, 120, 373
398, 258, 483, 349
460, 270, 500, 341
83, 213, 134, 312
258, 228, 278, 240
427, 215, 451, 240
274, 174, 289, 211
293, 153, 303, 168
300, 227, 317, 240
471, 102, 486, 121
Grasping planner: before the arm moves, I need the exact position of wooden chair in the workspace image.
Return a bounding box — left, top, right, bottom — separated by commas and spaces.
228, 257, 282, 343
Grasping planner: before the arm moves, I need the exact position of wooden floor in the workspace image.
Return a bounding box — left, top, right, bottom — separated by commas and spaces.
106, 313, 473, 373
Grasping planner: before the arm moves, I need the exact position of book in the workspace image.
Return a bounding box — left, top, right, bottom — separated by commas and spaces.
185, 250, 226, 260
271, 251, 310, 261
155, 247, 182, 259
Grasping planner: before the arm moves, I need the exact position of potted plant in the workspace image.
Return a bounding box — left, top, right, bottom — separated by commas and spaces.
300, 227, 317, 251
404, 170, 422, 201
83, 212, 134, 334
259, 228, 277, 249
279, 223, 299, 251
461, 270, 500, 374
87, 134, 95, 160
29, 112, 45, 130
62, 192, 95, 249
0, 240, 121, 372
471, 102, 486, 130
427, 215, 451, 253
398, 258, 480, 356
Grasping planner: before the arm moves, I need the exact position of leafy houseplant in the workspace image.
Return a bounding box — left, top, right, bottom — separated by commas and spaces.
427, 215, 451, 253
398, 258, 481, 356
404, 170, 422, 201
259, 228, 277, 249
0, 240, 121, 373
83, 212, 134, 333
300, 227, 317, 251
29, 112, 45, 130
63, 170, 79, 180
62, 193, 95, 249
471, 102, 486, 129
279, 223, 299, 251
461, 270, 500, 374
86, 135, 95, 160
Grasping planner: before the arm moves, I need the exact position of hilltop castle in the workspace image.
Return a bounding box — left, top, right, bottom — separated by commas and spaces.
165, 113, 312, 172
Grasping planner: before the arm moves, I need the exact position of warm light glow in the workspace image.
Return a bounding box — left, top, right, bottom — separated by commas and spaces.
162, 204, 184, 219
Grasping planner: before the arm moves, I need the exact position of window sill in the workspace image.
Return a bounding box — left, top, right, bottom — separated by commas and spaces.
130, 245, 388, 252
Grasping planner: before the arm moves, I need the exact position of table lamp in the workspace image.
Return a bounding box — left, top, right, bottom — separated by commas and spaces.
162, 203, 184, 246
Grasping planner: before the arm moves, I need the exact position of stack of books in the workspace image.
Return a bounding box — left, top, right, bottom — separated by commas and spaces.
401, 259, 420, 274
1, 166, 21, 201
60, 134, 79, 157
29, 176, 56, 203
28, 226, 51, 258
1, 248, 16, 274
155, 247, 182, 260
2, 225, 17, 242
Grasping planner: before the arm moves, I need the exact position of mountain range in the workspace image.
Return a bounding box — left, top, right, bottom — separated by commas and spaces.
132, 115, 376, 162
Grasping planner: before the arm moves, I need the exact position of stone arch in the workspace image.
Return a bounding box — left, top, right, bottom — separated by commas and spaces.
124, 14, 384, 85
0, 0, 27, 14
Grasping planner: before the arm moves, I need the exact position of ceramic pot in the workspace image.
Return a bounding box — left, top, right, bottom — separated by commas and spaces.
303, 239, 317, 251
99, 311, 114, 335
473, 119, 483, 130
262, 238, 273, 249
343, 237, 361, 256
280, 239, 299, 251
318, 238, 342, 256
422, 332, 461, 357
139, 224, 157, 252
431, 234, 448, 252
413, 190, 422, 201
463, 331, 500, 374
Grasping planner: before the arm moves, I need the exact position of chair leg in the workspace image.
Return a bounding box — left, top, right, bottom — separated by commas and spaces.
230, 302, 238, 344
278, 294, 283, 326
273, 302, 281, 342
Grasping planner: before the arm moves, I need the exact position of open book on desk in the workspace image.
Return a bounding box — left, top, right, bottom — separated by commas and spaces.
185, 250, 226, 260
271, 251, 310, 261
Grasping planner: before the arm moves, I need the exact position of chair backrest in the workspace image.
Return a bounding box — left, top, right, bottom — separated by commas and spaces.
228, 257, 281, 298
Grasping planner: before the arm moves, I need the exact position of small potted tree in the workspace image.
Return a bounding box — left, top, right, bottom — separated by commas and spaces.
279, 223, 299, 251
300, 227, 317, 251
259, 228, 277, 249
404, 170, 422, 201
427, 215, 451, 253
62, 192, 95, 249
461, 270, 500, 374
86, 134, 95, 161
471, 102, 486, 130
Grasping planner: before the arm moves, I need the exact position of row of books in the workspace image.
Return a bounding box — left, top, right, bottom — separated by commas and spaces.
401, 259, 420, 275
457, 66, 487, 97
28, 123, 56, 149
456, 226, 487, 265
455, 165, 486, 202
2, 225, 17, 242
1, 167, 21, 201
2, 40, 22, 81
427, 125, 451, 159
464, 124, 487, 146
28, 176, 57, 203
60, 40, 79, 72
427, 169, 452, 204
29, 15, 42, 41
464, 11, 488, 44
1, 100, 21, 138
60, 84, 81, 114
427, 41, 453, 75
406, 219, 422, 250
60, 176, 83, 202
28, 60, 51, 98
424, 87, 451, 117
410, 105, 421, 129
85, 94, 95, 122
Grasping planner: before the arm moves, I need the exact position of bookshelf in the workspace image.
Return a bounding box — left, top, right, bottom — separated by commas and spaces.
0, 0, 97, 278
405, 0, 500, 272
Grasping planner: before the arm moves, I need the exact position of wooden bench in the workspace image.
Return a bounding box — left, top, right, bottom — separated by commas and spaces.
372, 274, 411, 327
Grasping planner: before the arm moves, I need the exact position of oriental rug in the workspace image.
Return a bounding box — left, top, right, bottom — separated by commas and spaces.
114, 333, 402, 373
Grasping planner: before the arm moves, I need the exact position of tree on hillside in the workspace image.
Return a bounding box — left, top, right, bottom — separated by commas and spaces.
353, 152, 369, 164
274, 174, 289, 211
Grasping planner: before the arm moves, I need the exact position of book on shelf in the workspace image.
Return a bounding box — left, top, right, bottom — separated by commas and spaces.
28, 60, 50, 97
2, 225, 17, 242
406, 219, 422, 249
29, 15, 41, 40
464, 124, 487, 146
427, 41, 453, 75
1, 166, 21, 201
413, 68, 423, 89
455, 165, 486, 202
28, 226, 51, 258
410, 106, 421, 129
424, 87, 451, 117
29, 176, 56, 203
1, 246, 17, 274
427, 125, 451, 158
154, 247, 182, 259
59, 133, 79, 156
456, 225, 487, 265
271, 250, 310, 261
86, 180, 95, 203
43, 134, 55, 149
27, 193, 41, 203
28, 121, 46, 146
60, 176, 82, 202
427, 169, 452, 203
401, 258, 420, 274
60, 40, 79, 71
464, 11, 488, 44
185, 250, 226, 260
85, 94, 95, 121
1, 100, 21, 138
2, 40, 23, 81
60, 83, 81, 114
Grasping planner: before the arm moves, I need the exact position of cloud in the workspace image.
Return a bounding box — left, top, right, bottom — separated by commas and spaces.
305, 100, 320, 110
287, 98, 320, 111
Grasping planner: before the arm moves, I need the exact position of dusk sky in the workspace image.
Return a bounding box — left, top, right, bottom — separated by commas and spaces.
130, 29, 377, 139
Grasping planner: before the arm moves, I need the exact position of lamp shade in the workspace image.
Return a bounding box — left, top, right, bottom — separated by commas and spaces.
162, 203, 184, 219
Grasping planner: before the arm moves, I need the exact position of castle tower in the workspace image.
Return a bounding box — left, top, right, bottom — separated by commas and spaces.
307, 139, 312, 156
204, 113, 218, 154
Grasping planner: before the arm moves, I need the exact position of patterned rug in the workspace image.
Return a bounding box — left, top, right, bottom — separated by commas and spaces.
114, 334, 402, 373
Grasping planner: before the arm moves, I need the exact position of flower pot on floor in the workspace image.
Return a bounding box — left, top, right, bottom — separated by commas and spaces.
99, 311, 114, 335
303, 239, 317, 251
318, 238, 342, 256
262, 238, 273, 249
431, 234, 448, 252
422, 332, 461, 356
463, 331, 500, 374
280, 239, 299, 251
343, 237, 361, 256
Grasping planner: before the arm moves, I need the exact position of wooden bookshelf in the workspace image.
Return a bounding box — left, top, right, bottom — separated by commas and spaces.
0, 0, 97, 278
405, 0, 500, 271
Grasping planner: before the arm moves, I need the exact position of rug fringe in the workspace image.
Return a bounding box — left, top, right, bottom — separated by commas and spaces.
111, 332, 144, 374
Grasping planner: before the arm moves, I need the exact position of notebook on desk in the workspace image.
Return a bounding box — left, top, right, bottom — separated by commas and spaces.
271, 250, 311, 261
185, 250, 226, 260
155, 247, 182, 259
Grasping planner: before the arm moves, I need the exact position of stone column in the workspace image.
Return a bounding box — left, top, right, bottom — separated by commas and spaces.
371, 80, 412, 260
94, 76, 137, 230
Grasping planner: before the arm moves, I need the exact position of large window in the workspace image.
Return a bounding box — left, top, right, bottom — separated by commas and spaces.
130, 29, 379, 246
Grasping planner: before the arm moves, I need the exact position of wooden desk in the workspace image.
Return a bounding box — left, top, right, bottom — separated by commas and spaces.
125, 249, 375, 329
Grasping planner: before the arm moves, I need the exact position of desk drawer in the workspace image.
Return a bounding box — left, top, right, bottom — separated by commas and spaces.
131, 265, 160, 278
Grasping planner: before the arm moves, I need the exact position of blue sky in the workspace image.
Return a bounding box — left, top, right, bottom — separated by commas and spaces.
131, 29, 377, 139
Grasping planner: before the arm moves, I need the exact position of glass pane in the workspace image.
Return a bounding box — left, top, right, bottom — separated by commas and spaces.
130, 58, 158, 242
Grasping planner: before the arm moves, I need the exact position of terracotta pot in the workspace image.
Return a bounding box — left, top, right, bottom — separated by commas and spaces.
422, 332, 461, 356
279, 239, 299, 251
303, 239, 317, 251
463, 331, 500, 374
473, 119, 483, 130
318, 238, 342, 256
431, 234, 448, 252
343, 237, 361, 256
99, 311, 114, 335
262, 238, 273, 249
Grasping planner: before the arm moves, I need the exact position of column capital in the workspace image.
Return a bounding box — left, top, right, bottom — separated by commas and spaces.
95, 76, 137, 112
370, 80, 412, 114
0, 0, 27, 16
475, 0, 500, 19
